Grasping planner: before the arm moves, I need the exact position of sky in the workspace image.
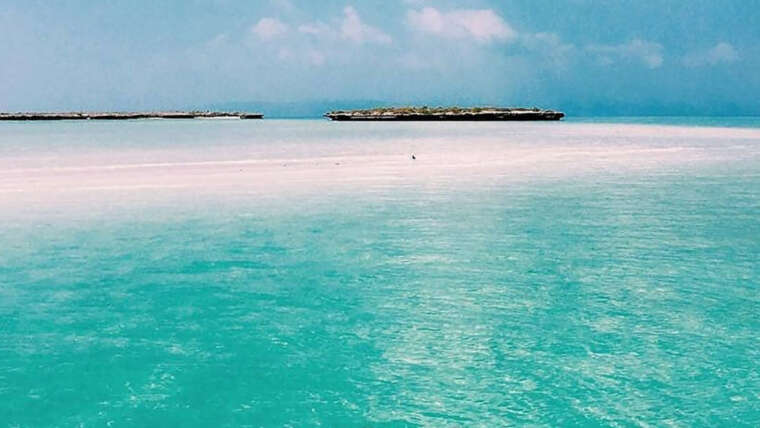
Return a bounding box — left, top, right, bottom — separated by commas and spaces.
0, 0, 758, 115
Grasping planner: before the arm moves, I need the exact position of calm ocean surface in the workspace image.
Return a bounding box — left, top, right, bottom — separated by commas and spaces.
1, 119, 759, 426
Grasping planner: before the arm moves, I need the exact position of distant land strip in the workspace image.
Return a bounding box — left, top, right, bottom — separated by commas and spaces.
0, 111, 263, 121
325, 106, 564, 121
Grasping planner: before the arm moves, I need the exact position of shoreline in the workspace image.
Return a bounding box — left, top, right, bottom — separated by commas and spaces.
2, 123, 753, 205
0, 111, 263, 121
325, 107, 565, 121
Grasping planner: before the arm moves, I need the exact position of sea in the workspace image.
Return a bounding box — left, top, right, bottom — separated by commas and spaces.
1, 118, 759, 426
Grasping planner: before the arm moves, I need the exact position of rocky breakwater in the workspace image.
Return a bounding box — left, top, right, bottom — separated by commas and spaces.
0, 111, 263, 121
325, 106, 564, 121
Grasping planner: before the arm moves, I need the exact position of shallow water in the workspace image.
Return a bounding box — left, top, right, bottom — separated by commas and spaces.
568, 115, 760, 128
1, 119, 759, 426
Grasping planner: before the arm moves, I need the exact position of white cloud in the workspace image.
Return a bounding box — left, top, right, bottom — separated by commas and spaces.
306, 50, 326, 66
520, 32, 576, 67
244, 6, 393, 68
269, 0, 295, 13
586, 39, 664, 69
406, 7, 516, 43
251, 17, 288, 40
398, 52, 428, 70
341, 6, 392, 44
298, 22, 331, 36
277, 47, 294, 61
205, 33, 229, 48
683, 42, 739, 67
296, 8, 393, 45
275, 47, 325, 66
252, 8, 392, 45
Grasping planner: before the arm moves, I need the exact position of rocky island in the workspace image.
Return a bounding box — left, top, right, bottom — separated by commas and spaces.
324, 106, 564, 121
0, 111, 263, 121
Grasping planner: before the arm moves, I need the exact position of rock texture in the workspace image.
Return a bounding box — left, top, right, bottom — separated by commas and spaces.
0, 111, 263, 121
325, 106, 564, 121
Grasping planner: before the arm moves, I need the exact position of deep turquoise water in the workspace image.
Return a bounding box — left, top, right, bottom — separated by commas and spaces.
1, 119, 759, 426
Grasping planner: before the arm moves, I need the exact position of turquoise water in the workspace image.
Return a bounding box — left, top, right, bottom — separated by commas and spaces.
568, 116, 760, 128
1, 119, 759, 426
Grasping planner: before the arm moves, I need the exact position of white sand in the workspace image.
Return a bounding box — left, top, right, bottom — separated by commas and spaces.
1, 123, 758, 210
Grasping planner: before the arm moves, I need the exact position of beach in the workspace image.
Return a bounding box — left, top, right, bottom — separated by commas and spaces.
2, 119, 760, 425
2, 120, 758, 210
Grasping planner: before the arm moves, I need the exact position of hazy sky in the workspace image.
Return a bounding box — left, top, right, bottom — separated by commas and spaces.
1, 0, 758, 114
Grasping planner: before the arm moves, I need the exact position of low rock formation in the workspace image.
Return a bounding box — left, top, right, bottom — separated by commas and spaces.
0, 111, 263, 121
325, 106, 564, 121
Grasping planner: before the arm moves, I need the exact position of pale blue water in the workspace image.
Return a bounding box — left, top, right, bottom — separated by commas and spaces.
1, 119, 759, 426
568, 116, 760, 128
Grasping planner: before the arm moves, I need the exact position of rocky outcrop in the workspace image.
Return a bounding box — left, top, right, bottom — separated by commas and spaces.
0, 111, 263, 121
238, 113, 265, 120
325, 106, 564, 121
